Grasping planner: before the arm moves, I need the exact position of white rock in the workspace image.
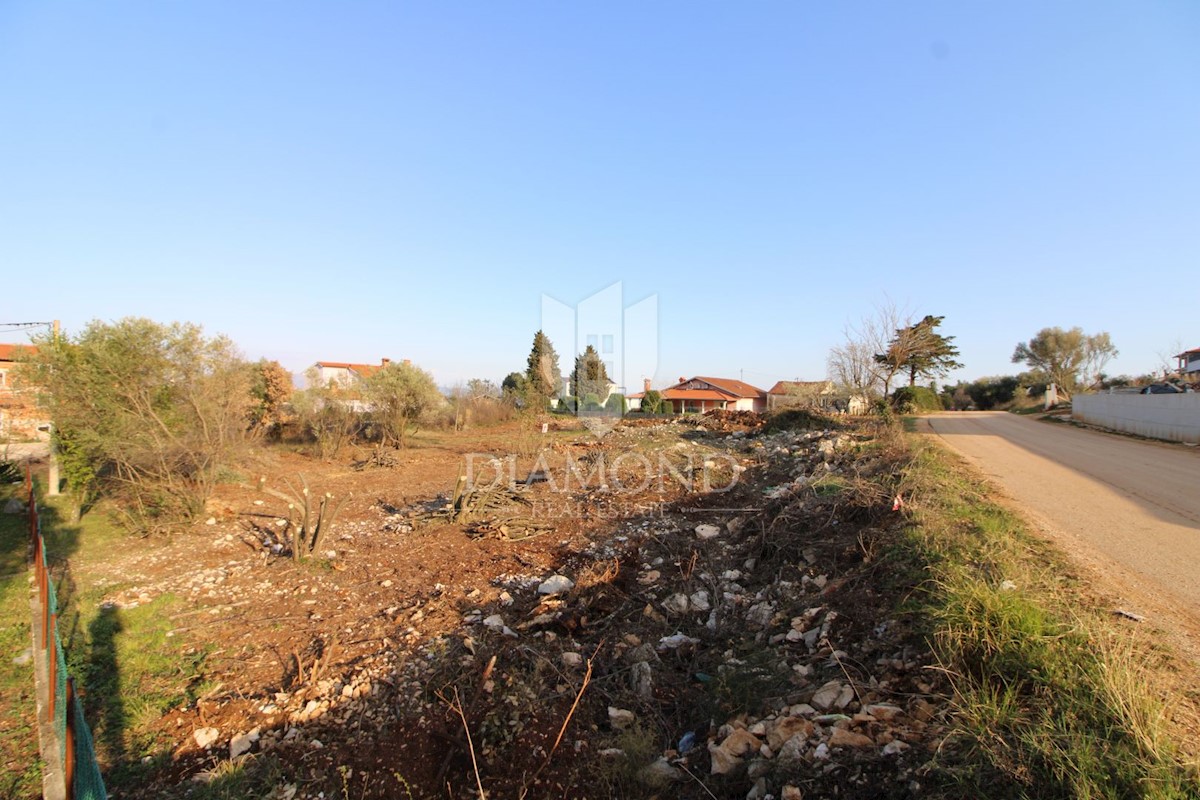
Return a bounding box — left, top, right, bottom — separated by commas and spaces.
561, 652, 584, 668
663, 593, 690, 614
483, 614, 507, 630
498, 591, 514, 606
810, 680, 843, 711
193, 727, 220, 749
631, 661, 653, 698
229, 730, 256, 758
658, 633, 700, 650
608, 706, 636, 729
695, 524, 722, 540
639, 757, 682, 786
882, 739, 910, 756
689, 591, 711, 612
538, 575, 574, 595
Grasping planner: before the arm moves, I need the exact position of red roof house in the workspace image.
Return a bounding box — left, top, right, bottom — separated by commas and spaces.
657, 376, 767, 414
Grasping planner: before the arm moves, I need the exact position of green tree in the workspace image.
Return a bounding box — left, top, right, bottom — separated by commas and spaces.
293, 371, 362, 460
524, 330, 562, 405
641, 389, 663, 414
362, 361, 442, 448
22, 318, 251, 532
1012, 327, 1118, 398
570, 345, 611, 401
876, 315, 963, 394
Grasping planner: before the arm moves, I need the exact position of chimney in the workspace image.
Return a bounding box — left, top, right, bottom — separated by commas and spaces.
679, 376, 686, 384
643, 378, 651, 393
381, 358, 391, 366
403, 359, 412, 366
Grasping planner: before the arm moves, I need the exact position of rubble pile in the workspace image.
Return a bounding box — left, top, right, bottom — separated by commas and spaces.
692, 408, 768, 433
397, 417, 949, 798
111, 413, 946, 798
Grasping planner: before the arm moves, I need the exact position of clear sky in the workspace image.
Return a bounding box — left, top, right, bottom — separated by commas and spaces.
2, 2, 1197, 390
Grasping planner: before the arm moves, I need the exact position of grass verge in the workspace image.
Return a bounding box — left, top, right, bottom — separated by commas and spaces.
0, 481, 42, 799
901, 435, 1200, 798
31, 491, 214, 793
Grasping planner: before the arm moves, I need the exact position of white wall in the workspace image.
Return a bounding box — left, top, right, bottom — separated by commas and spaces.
1073, 392, 1200, 443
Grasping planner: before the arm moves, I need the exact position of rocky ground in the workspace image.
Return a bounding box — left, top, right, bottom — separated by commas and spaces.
53, 413, 954, 799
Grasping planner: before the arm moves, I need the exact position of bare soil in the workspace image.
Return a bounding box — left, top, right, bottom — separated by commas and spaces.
41, 415, 956, 799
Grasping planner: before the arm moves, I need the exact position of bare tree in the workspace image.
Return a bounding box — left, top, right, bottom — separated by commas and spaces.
827, 299, 912, 399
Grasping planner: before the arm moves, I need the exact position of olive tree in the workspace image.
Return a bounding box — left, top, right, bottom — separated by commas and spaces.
1012, 327, 1117, 398
363, 361, 442, 448
22, 318, 252, 531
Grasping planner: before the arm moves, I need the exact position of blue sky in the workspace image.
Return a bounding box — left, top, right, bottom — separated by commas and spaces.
2, 2, 1197, 390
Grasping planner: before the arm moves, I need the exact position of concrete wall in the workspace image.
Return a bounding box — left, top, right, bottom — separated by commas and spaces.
1073, 392, 1200, 443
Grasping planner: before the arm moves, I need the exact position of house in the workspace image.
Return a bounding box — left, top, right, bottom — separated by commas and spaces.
658, 376, 767, 414
626, 378, 653, 411
767, 380, 837, 412
308, 358, 399, 388
0, 343, 49, 440
767, 380, 870, 415
1176, 348, 1200, 377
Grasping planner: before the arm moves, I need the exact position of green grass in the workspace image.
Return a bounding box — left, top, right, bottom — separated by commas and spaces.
28, 490, 213, 792
0, 482, 43, 799
901, 437, 1200, 798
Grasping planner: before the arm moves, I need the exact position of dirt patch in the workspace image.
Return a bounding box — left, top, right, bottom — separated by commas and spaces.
48, 417, 956, 799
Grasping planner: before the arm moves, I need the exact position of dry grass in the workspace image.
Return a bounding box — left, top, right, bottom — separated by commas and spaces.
902, 436, 1200, 798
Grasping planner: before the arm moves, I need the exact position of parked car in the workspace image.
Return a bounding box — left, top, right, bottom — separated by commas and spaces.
1140, 383, 1186, 394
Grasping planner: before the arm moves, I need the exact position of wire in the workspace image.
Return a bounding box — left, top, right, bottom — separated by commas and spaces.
0, 321, 53, 331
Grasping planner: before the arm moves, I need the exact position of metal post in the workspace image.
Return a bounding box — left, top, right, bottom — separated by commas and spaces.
64, 678, 76, 800
46, 612, 57, 723
40, 559, 48, 649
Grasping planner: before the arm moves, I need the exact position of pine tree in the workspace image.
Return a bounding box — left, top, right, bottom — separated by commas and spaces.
571, 345, 611, 403
876, 315, 963, 392
524, 330, 562, 403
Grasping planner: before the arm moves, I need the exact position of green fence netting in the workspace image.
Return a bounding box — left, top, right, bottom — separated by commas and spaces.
54, 627, 68, 761
30, 496, 108, 799
72, 696, 108, 800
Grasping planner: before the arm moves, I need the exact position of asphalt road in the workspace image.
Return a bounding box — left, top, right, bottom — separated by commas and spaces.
924, 412, 1200, 616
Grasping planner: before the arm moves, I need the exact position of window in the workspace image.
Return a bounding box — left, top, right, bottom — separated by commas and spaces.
602, 334, 614, 354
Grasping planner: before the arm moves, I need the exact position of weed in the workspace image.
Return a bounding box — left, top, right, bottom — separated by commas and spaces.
902, 438, 1200, 798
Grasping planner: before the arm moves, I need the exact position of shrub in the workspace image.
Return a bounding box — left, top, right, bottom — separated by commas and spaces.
604, 393, 627, 414
22, 318, 252, 532
891, 386, 944, 413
